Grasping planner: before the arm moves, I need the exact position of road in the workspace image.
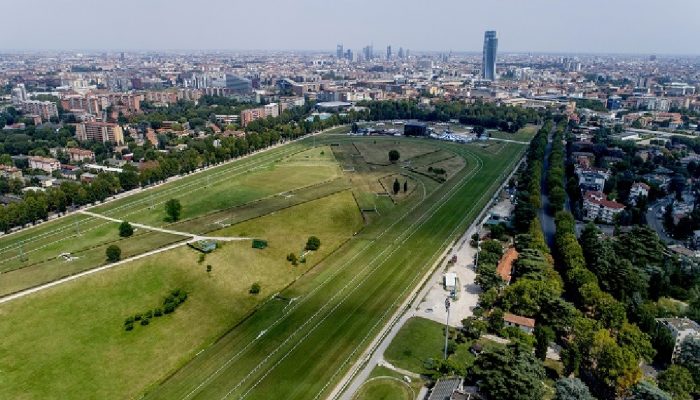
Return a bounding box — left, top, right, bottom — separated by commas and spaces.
331, 155, 527, 400
538, 132, 557, 248
646, 198, 678, 244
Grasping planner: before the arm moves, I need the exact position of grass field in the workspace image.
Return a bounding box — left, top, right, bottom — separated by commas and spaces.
353, 377, 413, 400
0, 142, 341, 296
489, 124, 539, 142
0, 132, 527, 400
0, 191, 362, 400
384, 317, 446, 374
142, 136, 526, 400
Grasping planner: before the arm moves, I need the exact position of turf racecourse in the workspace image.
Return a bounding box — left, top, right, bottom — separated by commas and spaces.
144, 136, 526, 400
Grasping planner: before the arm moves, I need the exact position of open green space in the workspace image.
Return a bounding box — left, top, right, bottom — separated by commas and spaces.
489, 124, 539, 142
142, 136, 526, 400
0, 191, 362, 400
384, 317, 447, 374
0, 230, 183, 297
353, 377, 414, 400
0, 132, 527, 400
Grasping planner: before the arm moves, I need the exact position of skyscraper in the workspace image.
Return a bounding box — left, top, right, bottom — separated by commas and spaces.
482, 30, 498, 80
386, 45, 392, 60
336, 44, 344, 59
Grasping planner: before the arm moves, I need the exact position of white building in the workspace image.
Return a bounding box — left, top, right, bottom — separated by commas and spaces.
28, 156, 61, 173
630, 182, 650, 205
657, 318, 700, 361
583, 191, 625, 223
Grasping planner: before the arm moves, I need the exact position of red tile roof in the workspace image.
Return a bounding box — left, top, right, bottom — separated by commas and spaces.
503, 313, 536, 328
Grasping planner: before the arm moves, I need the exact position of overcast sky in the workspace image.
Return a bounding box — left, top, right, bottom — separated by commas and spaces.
2, 0, 699, 55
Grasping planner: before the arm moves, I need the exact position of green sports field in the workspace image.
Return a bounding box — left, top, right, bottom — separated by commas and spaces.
0, 132, 527, 399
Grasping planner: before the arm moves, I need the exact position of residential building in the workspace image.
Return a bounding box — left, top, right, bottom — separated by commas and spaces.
583, 191, 625, 223
428, 378, 462, 400
482, 31, 498, 81
75, 122, 125, 144
576, 167, 610, 192
66, 148, 95, 163
629, 182, 650, 204
496, 247, 518, 285
656, 318, 700, 362
503, 313, 535, 334
28, 156, 61, 173
239, 103, 279, 127
21, 100, 59, 120
0, 165, 22, 179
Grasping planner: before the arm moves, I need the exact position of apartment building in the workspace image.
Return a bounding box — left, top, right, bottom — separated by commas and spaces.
75, 122, 125, 144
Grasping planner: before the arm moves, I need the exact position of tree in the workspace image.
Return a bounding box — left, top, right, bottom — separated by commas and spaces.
535, 325, 554, 360
119, 221, 134, 237
657, 365, 695, 400
388, 149, 400, 162
249, 282, 261, 294
164, 198, 182, 222
470, 344, 546, 400
106, 245, 121, 262
206, 264, 212, 273
393, 178, 400, 194
626, 381, 672, 400
678, 336, 700, 385
403, 180, 408, 193
305, 236, 321, 251
554, 377, 595, 400
487, 308, 504, 333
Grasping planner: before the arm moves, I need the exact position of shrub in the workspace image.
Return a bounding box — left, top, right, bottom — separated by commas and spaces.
249, 282, 261, 294
140, 318, 150, 326
119, 221, 134, 237
134, 313, 142, 321
144, 310, 153, 319
125, 323, 134, 331
389, 149, 400, 162
106, 245, 121, 262
306, 236, 321, 251
124, 316, 134, 325
154, 308, 163, 317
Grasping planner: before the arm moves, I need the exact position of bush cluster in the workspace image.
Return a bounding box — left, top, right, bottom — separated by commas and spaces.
123, 288, 188, 331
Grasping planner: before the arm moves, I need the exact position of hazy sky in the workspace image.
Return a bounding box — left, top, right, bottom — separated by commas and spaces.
2, 0, 699, 54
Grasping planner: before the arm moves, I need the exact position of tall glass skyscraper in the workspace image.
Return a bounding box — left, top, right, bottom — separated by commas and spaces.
482, 30, 498, 80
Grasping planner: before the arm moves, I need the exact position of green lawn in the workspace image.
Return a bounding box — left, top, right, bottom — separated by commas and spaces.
489, 124, 539, 142
143, 136, 526, 400
384, 317, 446, 374
353, 377, 414, 400
0, 143, 341, 296
0, 134, 526, 400
0, 230, 184, 297
0, 191, 362, 400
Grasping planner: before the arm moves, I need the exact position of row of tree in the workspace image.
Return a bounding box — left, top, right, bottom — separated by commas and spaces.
513, 121, 552, 232
547, 123, 567, 213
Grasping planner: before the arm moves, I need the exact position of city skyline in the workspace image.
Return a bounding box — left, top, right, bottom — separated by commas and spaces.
2, 0, 700, 55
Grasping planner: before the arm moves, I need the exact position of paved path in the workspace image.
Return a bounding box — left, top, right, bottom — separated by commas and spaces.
377, 359, 420, 379
78, 210, 249, 242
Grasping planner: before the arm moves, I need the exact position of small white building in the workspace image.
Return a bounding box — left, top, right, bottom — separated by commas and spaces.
656, 318, 700, 361
630, 182, 650, 204
503, 313, 536, 334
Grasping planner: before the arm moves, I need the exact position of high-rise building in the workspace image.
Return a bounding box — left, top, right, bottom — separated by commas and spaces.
75, 122, 125, 144
398, 47, 404, 59
336, 44, 344, 59
386, 45, 392, 60
345, 49, 353, 62
10, 84, 27, 104
482, 30, 498, 81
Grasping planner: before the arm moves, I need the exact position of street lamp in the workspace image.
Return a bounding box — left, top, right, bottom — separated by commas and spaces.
443, 296, 451, 360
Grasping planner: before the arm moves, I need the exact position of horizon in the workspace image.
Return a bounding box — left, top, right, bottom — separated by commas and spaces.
2, 0, 700, 55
